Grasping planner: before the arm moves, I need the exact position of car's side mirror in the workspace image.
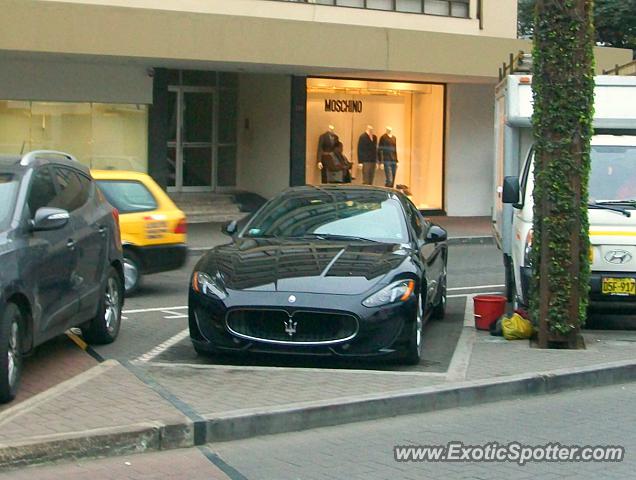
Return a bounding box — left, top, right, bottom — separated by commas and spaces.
425, 225, 447, 244
31, 207, 70, 231
502, 176, 521, 207
222, 220, 238, 236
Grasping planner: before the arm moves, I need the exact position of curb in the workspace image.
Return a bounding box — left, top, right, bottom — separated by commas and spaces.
187, 236, 495, 255
1, 358, 636, 470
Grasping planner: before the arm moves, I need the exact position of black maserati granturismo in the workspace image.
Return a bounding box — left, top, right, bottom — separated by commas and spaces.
188, 185, 448, 364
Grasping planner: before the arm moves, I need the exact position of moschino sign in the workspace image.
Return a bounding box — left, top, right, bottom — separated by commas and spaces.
324, 99, 363, 113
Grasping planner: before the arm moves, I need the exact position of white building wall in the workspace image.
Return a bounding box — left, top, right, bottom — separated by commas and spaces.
0, 57, 152, 104
237, 74, 291, 199
445, 83, 495, 216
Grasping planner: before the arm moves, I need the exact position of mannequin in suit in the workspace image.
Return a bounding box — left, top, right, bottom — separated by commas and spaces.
379, 126, 398, 188
317, 125, 339, 183
357, 125, 378, 185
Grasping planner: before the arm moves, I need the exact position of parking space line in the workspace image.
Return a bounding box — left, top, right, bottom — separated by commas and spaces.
135, 328, 190, 363
122, 306, 187, 314
448, 284, 504, 291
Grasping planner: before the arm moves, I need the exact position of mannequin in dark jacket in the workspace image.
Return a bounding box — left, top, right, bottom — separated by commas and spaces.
378, 126, 398, 188
357, 125, 378, 185
317, 125, 339, 183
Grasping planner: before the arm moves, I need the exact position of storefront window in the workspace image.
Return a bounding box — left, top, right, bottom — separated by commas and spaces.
306, 78, 444, 211
0, 100, 148, 172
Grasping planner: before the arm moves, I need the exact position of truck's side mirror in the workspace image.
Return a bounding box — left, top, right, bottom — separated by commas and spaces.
502, 176, 521, 206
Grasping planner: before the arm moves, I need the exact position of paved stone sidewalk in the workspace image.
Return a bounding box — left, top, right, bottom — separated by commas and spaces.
467, 330, 636, 380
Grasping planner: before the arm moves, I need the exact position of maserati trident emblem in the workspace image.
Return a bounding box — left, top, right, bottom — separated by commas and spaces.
604, 250, 633, 265
284, 317, 298, 337
288, 295, 297, 303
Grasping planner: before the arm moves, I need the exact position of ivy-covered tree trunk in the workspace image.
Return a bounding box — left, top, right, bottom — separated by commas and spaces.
530, 0, 595, 348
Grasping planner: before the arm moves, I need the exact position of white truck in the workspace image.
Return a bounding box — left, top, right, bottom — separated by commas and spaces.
492, 72, 636, 310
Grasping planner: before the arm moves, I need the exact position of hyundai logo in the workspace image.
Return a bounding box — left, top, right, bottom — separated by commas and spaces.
604, 250, 633, 265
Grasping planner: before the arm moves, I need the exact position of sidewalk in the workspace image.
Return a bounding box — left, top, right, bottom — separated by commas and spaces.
186, 216, 493, 252
1, 297, 635, 470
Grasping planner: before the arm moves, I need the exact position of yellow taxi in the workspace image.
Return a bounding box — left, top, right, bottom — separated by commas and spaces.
91, 170, 187, 295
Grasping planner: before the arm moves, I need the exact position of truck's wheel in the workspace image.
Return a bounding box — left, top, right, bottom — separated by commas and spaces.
0, 303, 23, 403
504, 255, 514, 302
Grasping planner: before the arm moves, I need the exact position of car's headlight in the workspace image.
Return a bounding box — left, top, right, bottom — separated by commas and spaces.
192, 271, 228, 300
362, 279, 415, 308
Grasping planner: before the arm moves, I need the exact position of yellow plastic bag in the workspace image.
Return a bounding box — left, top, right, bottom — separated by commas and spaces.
502, 313, 534, 340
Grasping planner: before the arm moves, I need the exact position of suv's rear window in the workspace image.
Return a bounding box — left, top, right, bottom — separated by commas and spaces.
96, 180, 158, 214
0, 173, 18, 230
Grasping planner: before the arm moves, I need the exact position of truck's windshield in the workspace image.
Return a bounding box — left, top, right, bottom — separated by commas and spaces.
589, 145, 636, 203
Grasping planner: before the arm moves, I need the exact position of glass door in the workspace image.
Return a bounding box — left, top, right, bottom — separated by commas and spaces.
167, 86, 216, 192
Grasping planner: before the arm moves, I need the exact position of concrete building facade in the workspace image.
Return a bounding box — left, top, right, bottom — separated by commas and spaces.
0, 0, 631, 215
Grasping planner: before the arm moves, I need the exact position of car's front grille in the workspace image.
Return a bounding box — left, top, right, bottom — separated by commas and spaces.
226, 309, 358, 345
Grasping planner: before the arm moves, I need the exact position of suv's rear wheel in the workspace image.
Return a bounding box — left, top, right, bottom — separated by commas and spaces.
82, 267, 123, 344
0, 303, 23, 403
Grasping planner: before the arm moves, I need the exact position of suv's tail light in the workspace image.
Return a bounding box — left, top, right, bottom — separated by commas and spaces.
112, 208, 122, 248
174, 218, 187, 235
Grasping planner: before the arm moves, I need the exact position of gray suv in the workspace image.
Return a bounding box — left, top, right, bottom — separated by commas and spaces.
0, 151, 124, 403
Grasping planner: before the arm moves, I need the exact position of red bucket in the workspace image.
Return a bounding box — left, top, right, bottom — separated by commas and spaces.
473, 295, 507, 330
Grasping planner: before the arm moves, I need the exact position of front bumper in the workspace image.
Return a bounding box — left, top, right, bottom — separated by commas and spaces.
589, 271, 636, 310
518, 266, 636, 311
135, 244, 187, 275
188, 288, 418, 358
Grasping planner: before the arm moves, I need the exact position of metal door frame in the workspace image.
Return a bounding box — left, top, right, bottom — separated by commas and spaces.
167, 85, 218, 192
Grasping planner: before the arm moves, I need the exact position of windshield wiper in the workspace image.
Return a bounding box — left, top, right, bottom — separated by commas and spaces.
595, 200, 636, 207
295, 233, 382, 243
588, 202, 631, 217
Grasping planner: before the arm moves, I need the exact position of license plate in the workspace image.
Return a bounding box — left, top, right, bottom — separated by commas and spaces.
146, 221, 167, 239
602, 277, 636, 296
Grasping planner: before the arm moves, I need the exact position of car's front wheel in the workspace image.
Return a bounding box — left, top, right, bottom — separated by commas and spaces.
432, 267, 447, 320
400, 296, 424, 365
82, 267, 123, 344
0, 303, 23, 403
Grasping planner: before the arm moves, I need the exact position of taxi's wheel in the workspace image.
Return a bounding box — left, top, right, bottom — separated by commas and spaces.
0, 303, 23, 403
123, 250, 142, 296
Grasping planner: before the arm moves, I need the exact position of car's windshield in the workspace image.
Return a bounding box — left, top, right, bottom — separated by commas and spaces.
0, 173, 18, 231
96, 180, 158, 214
589, 145, 636, 203
243, 189, 409, 243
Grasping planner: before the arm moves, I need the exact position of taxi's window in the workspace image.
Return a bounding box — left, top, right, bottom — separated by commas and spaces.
96, 180, 158, 214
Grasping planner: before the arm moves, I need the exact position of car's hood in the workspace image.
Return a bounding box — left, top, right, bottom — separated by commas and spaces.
197, 238, 412, 295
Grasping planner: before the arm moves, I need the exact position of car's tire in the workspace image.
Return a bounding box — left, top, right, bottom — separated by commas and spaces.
82, 267, 123, 345
0, 303, 23, 404
432, 267, 447, 320
123, 250, 142, 296
401, 295, 424, 365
